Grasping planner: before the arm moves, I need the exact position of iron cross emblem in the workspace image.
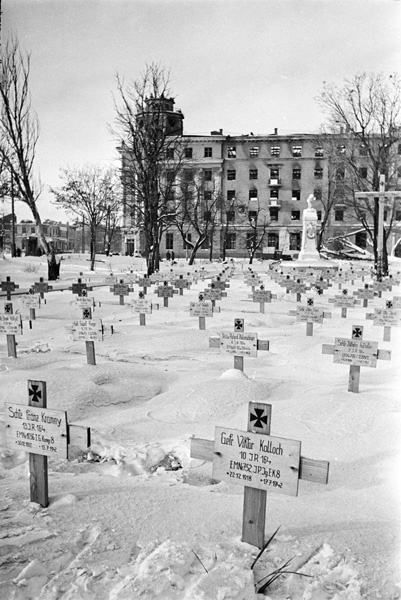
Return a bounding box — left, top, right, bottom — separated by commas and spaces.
352, 326, 363, 339
250, 408, 268, 429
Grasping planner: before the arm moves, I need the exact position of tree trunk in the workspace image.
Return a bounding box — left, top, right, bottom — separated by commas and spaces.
90, 228, 96, 271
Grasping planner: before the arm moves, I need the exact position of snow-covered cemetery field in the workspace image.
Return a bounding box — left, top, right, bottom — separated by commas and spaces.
0, 252, 400, 600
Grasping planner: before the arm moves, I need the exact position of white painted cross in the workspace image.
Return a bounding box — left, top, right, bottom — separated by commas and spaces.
209, 319, 269, 372
4, 379, 90, 507
190, 292, 214, 330
0, 302, 22, 357
131, 291, 154, 326
322, 325, 391, 392
328, 289, 361, 318
289, 297, 332, 336
366, 302, 401, 341
190, 401, 329, 548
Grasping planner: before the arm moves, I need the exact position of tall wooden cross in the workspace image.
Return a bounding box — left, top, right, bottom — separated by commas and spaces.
366, 303, 401, 342
353, 284, 375, 308
132, 291, 153, 326
33, 277, 53, 301
249, 285, 275, 314
322, 325, 391, 392
69, 278, 92, 297
289, 297, 332, 336
329, 288, 360, 318
191, 402, 329, 548
0, 302, 22, 357
190, 292, 214, 330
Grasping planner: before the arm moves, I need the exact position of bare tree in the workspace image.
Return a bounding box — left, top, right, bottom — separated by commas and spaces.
113, 63, 186, 275
174, 169, 223, 264
236, 198, 270, 264
316, 72, 401, 273
0, 35, 61, 277
51, 165, 121, 270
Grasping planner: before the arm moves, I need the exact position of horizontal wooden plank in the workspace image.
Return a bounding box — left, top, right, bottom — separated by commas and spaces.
299, 457, 330, 484
190, 438, 329, 485
68, 424, 91, 450
377, 349, 392, 361
209, 336, 220, 348
322, 344, 335, 355
257, 340, 270, 351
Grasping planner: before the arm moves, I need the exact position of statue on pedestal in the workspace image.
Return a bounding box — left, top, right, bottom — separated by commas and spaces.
298, 194, 320, 262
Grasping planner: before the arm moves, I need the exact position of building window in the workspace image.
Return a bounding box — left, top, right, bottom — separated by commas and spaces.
270, 188, 279, 199
395, 210, 401, 221
203, 210, 211, 221
22, 226, 26, 234
383, 210, 388, 222
267, 233, 279, 248
204, 170, 212, 181
185, 147, 193, 159
166, 148, 174, 159
248, 210, 257, 222
334, 209, 344, 221
204, 147, 212, 158
315, 147, 324, 157
291, 211, 300, 221
227, 146, 236, 158
359, 145, 368, 156
184, 170, 194, 182
202, 235, 210, 249
227, 190, 235, 201
314, 188, 322, 200
227, 170, 236, 180
289, 232, 301, 251
249, 189, 258, 200
226, 210, 235, 222
270, 146, 280, 156
292, 168, 301, 180
314, 168, 323, 179
204, 191, 212, 201
250, 146, 259, 157
398, 144, 401, 155
166, 232, 174, 250
269, 208, 279, 221
292, 190, 301, 201
226, 233, 236, 249
317, 211, 322, 221
270, 167, 280, 178
292, 145, 302, 157
249, 169, 258, 179
358, 167, 368, 179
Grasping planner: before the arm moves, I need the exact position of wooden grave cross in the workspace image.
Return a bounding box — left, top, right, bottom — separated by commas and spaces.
154, 281, 177, 307
209, 318, 269, 372
33, 277, 53, 302
69, 278, 92, 298
71, 309, 103, 365
132, 291, 154, 326
4, 379, 91, 507
249, 285, 275, 314
322, 325, 391, 393
244, 272, 262, 292
289, 297, 332, 336
391, 296, 401, 309
1, 276, 19, 301
21, 290, 41, 325
137, 274, 150, 295
174, 274, 191, 296
0, 301, 22, 357
353, 284, 376, 308
366, 301, 401, 342
203, 282, 227, 308
190, 401, 329, 548
110, 279, 133, 305
190, 292, 214, 330
329, 288, 360, 318
288, 278, 307, 302
372, 279, 392, 298
209, 276, 230, 292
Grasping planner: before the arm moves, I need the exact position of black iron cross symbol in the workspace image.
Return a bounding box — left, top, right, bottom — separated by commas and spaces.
260, 285, 265, 291
81, 289, 87, 297
83, 308, 91, 319
234, 319, 244, 331
386, 300, 393, 308
352, 326, 363, 339
29, 384, 42, 403
139, 291, 144, 299
199, 293, 204, 301
342, 289, 348, 296
250, 408, 268, 429
307, 298, 314, 306
4, 303, 12, 313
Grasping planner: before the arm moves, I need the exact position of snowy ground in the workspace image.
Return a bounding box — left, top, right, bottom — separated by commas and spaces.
0, 252, 400, 600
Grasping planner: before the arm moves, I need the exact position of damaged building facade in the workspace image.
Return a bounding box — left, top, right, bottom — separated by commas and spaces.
119, 99, 401, 261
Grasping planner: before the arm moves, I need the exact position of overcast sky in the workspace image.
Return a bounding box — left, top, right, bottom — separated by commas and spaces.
2, 0, 401, 222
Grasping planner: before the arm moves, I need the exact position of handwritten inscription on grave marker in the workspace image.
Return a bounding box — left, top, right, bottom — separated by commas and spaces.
334, 337, 379, 368
220, 331, 258, 357
72, 319, 103, 342
213, 426, 301, 496
5, 403, 68, 458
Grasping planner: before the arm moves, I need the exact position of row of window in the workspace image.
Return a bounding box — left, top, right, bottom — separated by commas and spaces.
183, 144, 401, 161
226, 188, 321, 201
227, 167, 316, 180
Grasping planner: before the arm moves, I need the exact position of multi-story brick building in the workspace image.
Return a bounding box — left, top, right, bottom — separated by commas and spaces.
120, 100, 401, 260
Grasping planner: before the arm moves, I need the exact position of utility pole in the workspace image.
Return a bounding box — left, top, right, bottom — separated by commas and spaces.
355, 175, 400, 280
